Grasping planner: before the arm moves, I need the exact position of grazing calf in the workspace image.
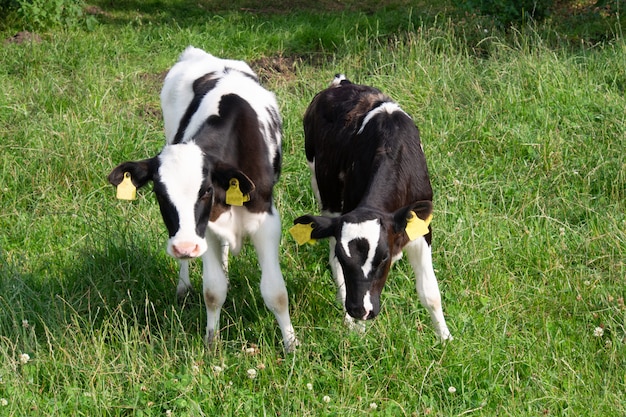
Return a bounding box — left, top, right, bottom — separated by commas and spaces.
293, 75, 451, 340
108, 46, 298, 351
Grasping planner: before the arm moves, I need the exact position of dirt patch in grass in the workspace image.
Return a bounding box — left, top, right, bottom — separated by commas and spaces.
250, 55, 300, 84
4, 31, 42, 45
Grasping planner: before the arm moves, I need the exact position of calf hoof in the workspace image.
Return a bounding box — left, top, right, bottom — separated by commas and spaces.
284, 337, 301, 354
439, 329, 453, 342
204, 329, 220, 350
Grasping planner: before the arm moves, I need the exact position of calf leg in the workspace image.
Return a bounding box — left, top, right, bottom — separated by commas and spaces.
202, 232, 229, 347
308, 160, 322, 206
176, 259, 193, 303
250, 207, 298, 352
221, 242, 229, 274
177, 244, 228, 305
405, 237, 452, 341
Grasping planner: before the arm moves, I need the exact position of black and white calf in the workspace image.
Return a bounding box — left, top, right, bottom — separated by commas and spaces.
293, 75, 451, 340
108, 46, 298, 351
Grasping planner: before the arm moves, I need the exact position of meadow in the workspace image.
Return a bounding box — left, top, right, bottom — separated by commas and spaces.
0, 1, 624, 415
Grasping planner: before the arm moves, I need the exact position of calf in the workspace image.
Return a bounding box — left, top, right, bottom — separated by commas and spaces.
293, 75, 451, 340
108, 46, 298, 351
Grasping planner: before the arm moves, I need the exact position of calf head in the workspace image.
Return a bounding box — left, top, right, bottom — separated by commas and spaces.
294, 201, 432, 320
108, 142, 254, 259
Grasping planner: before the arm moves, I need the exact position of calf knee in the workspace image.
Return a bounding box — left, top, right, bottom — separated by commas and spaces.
262, 286, 289, 313
204, 289, 226, 310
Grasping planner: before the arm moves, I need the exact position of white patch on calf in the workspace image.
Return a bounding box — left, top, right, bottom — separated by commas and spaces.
208, 206, 269, 256
357, 102, 410, 135
331, 74, 347, 87
362, 291, 374, 320
158, 143, 208, 258
340, 219, 380, 278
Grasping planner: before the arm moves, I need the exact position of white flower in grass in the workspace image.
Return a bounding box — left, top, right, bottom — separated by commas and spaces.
0, 398, 7, 406
212, 365, 224, 373
247, 368, 257, 379
322, 395, 331, 403
594, 326, 604, 337
165, 410, 172, 417
19, 353, 30, 364
369, 402, 378, 410
448, 386, 457, 394
306, 382, 313, 391
22, 319, 29, 329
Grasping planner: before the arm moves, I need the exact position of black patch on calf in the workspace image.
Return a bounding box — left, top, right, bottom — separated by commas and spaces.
152, 179, 180, 237
225, 67, 259, 83
272, 151, 282, 182
173, 72, 220, 144
346, 238, 370, 271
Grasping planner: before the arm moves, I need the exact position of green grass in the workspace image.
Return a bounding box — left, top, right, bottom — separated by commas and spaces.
1, 1, 625, 415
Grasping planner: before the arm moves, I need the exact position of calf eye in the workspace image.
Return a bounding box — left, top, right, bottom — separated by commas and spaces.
200, 186, 213, 201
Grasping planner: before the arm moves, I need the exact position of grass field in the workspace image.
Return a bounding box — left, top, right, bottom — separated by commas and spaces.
1, 1, 625, 415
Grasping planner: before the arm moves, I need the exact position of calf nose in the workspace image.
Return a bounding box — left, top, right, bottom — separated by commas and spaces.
172, 242, 202, 259
346, 303, 369, 321
346, 293, 380, 321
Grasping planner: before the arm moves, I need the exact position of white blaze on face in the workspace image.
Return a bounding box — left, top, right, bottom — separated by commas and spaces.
362, 291, 374, 320
158, 143, 208, 257
340, 219, 381, 278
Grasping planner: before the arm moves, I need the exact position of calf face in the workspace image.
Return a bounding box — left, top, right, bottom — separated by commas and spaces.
294, 200, 433, 320
108, 142, 253, 259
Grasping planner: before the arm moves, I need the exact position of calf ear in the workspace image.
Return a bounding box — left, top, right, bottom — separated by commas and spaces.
293, 214, 337, 240
107, 158, 157, 189
392, 200, 433, 234
212, 162, 255, 196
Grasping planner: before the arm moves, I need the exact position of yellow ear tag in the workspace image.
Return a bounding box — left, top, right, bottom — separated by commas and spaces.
405, 212, 432, 241
116, 172, 137, 201
289, 223, 317, 246
225, 178, 250, 206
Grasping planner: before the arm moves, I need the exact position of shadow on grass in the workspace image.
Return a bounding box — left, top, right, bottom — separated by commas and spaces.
0, 234, 294, 350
